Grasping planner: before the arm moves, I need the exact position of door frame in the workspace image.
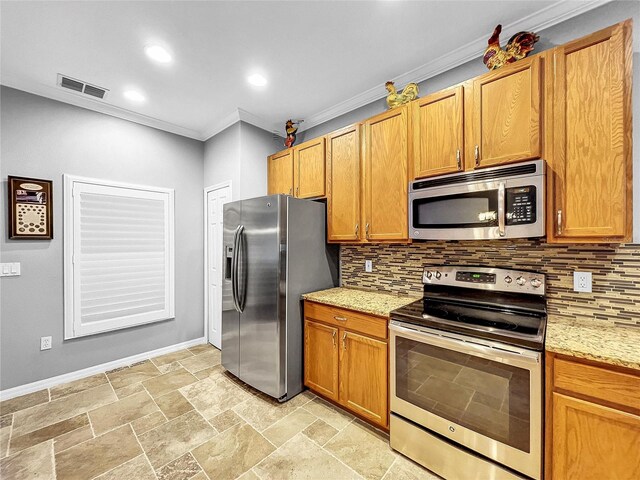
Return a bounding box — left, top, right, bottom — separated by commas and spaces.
203, 181, 232, 347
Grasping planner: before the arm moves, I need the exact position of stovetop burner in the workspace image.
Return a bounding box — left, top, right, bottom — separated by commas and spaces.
390, 266, 547, 350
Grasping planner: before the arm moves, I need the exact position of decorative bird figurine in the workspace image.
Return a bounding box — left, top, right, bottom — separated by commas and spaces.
284, 119, 302, 148
483, 24, 540, 70
385, 81, 419, 109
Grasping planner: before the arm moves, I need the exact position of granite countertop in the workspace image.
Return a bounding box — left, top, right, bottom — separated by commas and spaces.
302, 287, 421, 317
546, 315, 640, 371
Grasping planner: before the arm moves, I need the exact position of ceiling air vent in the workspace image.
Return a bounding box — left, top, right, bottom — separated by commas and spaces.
57, 74, 109, 100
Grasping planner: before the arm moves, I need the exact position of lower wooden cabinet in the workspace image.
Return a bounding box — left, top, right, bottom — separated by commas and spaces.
546, 352, 640, 480
303, 301, 389, 429
304, 319, 339, 401
340, 331, 388, 427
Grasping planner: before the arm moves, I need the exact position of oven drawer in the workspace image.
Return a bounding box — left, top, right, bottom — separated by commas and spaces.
553, 356, 640, 411
303, 301, 388, 339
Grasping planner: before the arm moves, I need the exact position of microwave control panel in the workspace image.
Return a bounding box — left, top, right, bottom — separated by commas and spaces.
506, 186, 536, 225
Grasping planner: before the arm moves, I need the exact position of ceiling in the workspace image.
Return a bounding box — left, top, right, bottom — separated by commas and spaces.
1, 1, 610, 140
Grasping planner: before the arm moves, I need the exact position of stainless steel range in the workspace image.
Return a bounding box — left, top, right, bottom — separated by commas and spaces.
389, 266, 546, 480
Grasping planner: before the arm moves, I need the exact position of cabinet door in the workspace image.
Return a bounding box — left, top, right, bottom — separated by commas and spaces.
552, 393, 640, 480
339, 330, 388, 428
413, 85, 464, 179
364, 107, 409, 241
267, 149, 294, 195
294, 138, 326, 198
327, 125, 361, 242
550, 21, 632, 242
472, 55, 541, 168
304, 320, 339, 402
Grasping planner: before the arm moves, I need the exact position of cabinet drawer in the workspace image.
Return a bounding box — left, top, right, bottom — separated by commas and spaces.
553, 357, 640, 412
304, 301, 388, 340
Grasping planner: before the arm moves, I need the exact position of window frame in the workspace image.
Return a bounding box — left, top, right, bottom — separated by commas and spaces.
63, 174, 175, 339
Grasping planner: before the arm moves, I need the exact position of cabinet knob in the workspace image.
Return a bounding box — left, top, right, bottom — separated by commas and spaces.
355, 223, 359, 237
365, 223, 370, 239
342, 332, 347, 350
332, 330, 336, 347
474, 145, 480, 167
295, 187, 299, 197
456, 149, 462, 170
289, 187, 292, 196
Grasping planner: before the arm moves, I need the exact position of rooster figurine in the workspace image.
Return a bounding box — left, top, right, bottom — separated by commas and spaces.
483, 24, 540, 70
385, 81, 419, 109
284, 119, 302, 148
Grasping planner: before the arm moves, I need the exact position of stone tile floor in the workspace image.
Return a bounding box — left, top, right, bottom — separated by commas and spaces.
0, 344, 440, 480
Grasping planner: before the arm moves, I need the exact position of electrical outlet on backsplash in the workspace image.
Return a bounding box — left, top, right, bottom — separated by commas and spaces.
339, 239, 640, 328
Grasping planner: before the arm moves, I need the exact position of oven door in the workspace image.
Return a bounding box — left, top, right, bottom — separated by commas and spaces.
390, 321, 542, 480
409, 176, 544, 240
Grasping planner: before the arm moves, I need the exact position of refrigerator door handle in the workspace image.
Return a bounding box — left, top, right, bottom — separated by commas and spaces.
231, 225, 241, 313
237, 225, 246, 312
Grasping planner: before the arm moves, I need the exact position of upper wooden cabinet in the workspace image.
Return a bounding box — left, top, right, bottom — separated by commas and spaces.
268, 139, 327, 199
267, 149, 294, 196
471, 55, 542, 169
363, 106, 409, 242
547, 20, 632, 243
294, 137, 326, 199
327, 125, 362, 242
412, 85, 464, 178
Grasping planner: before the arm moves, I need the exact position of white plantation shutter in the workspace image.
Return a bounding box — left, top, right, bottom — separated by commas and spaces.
64, 175, 174, 338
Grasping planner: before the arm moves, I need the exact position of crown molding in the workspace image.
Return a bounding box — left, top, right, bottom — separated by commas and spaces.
1, 74, 203, 140
298, 0, 612, 132
1, 0, 612, 140
201, 107, 278, 142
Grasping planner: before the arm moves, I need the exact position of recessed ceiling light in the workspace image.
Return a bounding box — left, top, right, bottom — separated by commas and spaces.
247, 74, 267, 87
124, 90, 146, 102
145, 45, 172, 64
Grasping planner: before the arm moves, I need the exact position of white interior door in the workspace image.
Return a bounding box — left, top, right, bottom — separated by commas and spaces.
205, 183, 231, 348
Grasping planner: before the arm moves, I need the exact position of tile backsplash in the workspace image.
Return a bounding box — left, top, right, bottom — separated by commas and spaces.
340, 240, 640, 327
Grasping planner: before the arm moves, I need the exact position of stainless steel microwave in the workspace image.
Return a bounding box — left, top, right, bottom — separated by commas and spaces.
409, 160, 546, 240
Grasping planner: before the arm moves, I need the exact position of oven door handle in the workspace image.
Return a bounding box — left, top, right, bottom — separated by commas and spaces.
389, 322, 541, 365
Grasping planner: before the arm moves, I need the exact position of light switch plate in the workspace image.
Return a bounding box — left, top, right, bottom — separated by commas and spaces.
365, 260, 373, 273
0, 263, 21, 277
574, 271, 592, 293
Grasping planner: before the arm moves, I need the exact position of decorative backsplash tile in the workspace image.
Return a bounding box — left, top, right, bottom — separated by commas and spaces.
340, 240, 640, 327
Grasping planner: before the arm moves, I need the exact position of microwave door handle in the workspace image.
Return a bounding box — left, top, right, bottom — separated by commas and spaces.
498, 182, 506, 237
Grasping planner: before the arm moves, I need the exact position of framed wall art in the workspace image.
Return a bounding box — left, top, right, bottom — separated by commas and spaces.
8, 176, 53, 239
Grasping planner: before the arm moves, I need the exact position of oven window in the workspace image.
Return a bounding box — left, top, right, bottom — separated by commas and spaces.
395, 337, 531, 453
413, 191, 498, 229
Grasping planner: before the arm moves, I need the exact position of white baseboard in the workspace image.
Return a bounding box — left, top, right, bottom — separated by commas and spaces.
0, 337, 207, 401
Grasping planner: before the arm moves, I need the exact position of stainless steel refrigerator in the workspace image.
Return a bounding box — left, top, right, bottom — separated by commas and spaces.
221, 195, 338, 401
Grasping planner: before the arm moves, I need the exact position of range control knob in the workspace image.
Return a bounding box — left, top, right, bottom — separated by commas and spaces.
504, 276, 513, 284
435, 271, 442, 279
516, 276, 526, 286
530, 278, 542, 288
426, 271, 433, 279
